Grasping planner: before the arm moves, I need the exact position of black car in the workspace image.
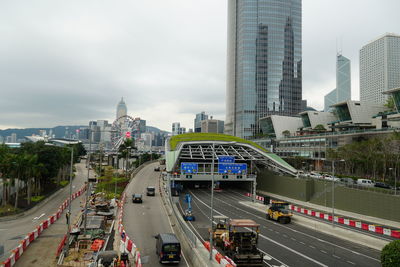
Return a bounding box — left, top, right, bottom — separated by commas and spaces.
146, 186, 156, 196
132, 194, 143, 203
154, 166, 160, 172
374, 182, 391, 189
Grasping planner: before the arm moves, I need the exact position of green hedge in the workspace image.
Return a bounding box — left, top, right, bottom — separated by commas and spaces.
381, 240, 400, 266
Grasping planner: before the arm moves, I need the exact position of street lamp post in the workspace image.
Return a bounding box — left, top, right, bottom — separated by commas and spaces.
126, 146, 131, 179
331, 160, 335, 227
209, 142, 215, 261
45, 141, 78, 255
83, 130, 93, 235
389, 167, 397, 196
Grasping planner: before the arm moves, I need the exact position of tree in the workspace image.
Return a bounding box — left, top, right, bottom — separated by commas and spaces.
313, 124, 326, 132
381, 240, 400, 267
384, 96, 396, 112
282, 130, 290, 137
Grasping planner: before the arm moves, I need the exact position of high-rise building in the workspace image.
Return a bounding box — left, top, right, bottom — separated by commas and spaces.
324, 54, 351, 111
360, 33, 400, 105
194, 112, 208, 132
171, 122, 186, 136
116, 97, 128, 123
225, 0, 302, 139
10, 133, 17, 143
201, 118, 225, 134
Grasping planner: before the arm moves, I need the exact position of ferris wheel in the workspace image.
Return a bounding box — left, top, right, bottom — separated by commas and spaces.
111, 115, 141, 151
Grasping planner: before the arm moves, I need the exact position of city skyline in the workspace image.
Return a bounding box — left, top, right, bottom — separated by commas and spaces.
0, 0, 399, 132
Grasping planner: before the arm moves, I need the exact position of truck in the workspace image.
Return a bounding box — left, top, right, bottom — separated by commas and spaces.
217, 219, 263, 267
210, 215, 229, 247
266, 200, 292, 223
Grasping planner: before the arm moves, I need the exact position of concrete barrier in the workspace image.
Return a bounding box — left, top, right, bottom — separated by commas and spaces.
1, 185, 86, 267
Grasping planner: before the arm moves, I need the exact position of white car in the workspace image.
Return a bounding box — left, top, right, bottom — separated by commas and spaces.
324, 175, 340, 182
309, 172, 323, 179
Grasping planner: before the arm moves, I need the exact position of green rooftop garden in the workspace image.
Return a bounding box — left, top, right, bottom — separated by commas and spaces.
169, 133, 268, 152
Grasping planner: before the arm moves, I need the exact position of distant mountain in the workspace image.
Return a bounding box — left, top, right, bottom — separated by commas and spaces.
0, 126, 86, 140
146, 126, 170, 135
0, 125, 169, 140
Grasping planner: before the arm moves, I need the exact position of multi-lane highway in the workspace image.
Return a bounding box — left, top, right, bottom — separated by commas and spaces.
179, 187, 381, 267
122, 162, 189, 266
0, 162, 88, 263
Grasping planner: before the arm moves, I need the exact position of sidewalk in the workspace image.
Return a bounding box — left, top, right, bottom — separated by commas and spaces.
257, 190, 400, 229
14, 194, 85, 267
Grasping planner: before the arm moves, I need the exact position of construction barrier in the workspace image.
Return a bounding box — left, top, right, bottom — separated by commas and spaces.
202, 241, 237, 267
117, 193, 142, 267
1, 185, 86, 267
244, 192, 400, 239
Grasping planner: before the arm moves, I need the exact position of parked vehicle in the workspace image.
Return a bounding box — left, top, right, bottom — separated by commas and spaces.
155, 233, 181, 264
324, 175, 340, 182
132, 194, 143, 203
374, 182, 391, 189
309, 172, 323, 179
340, 177, 355, 185
356, 179, 374, 187
154, 166, 160, 172
146, 186, 156, 196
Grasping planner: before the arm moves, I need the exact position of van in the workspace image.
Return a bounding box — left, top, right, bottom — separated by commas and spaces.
357, 179, 374, 187
155, 233, 181, 264
146, 186, 156, 196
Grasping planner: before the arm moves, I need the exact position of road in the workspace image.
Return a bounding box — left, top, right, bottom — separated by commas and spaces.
0, 162, 88, 262
122, 162, 189, 266
181, 187, 381, 267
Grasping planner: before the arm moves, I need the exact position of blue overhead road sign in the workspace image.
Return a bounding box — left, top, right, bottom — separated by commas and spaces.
181, 162, 198, 174
218, 156, 235, 163
218, 163, 247, 174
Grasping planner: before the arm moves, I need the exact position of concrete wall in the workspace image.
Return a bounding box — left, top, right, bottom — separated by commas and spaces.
257, 169, 400, 222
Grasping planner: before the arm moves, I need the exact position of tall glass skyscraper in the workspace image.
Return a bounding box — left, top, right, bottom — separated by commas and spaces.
324, 54, 351, 112
225, 0, 302, 139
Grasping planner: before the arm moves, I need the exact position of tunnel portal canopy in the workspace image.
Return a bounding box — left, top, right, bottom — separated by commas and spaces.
165, 133, 297, 181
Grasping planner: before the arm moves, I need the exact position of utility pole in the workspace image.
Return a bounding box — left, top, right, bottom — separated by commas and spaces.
65, 147, 74, 255
331, 159, 335, 227
83, 130, 92, 235
209, 142, 215, 260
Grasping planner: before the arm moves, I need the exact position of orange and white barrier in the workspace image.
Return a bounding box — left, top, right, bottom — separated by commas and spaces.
202, 241, 237, 267
1, 185, 86, 267
244, 192, 400, 239
117, 193, 142, 267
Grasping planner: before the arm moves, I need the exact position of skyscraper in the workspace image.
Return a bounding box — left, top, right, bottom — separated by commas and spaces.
116, 97, 127, 123
324, 54, 351, 111
360, 33, 400, 104
225, 0, 302, 139
194, 111, 208, 132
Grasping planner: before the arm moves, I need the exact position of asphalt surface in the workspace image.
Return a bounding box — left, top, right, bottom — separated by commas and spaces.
0, 162, 88, 262
123, 163, 189, 266
181, 187, 381, 267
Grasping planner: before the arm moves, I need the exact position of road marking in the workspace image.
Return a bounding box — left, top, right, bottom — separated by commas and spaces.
209, 190, 381, 263
320, 250, 327, 254
346, 260, 355, 265
290, 238, 296, 241
191, 191, 326, 267
332, 255, 341, 259
300, 241, 305, 245
309, 245, 316, 249
33, 213, 45, 220
283, 234, 288, 238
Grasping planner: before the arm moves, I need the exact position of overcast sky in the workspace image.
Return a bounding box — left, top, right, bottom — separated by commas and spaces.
0, 0, 399, 132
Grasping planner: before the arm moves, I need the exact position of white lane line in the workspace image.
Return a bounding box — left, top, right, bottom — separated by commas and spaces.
309, 245, 316, 249
191, 191, 326, 267
290, 238, 296, 241
33, 213, 45, 220
332, 255, 341, 259
346, 260, 356, 265
159, 178, 190, 267
283, 234, 288, 238
320, 250, 327, 254
209, 191, 381, 263
300, 242, 305, 245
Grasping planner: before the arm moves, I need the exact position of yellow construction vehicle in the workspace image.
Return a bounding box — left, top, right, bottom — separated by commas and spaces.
210, 215, 229, 247
266, 201, 292, 224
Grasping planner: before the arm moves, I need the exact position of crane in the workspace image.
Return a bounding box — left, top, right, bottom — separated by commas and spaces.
183, 193, 195, 221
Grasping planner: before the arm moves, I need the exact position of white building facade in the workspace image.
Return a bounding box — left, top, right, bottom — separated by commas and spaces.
360, 33, 400, 105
